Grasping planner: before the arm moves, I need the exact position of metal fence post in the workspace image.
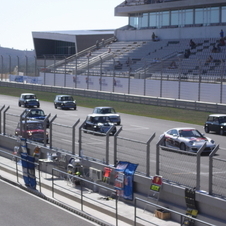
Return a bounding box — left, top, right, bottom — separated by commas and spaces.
49, 114, 57, 149
220, 60, 225, 104
34, 56, 37, 77
0, 55, 3, 80
72, 119, 80, 155
64, 56, 66, 87
78, 121, 86, 158
75, 56, 78, 88
0, 105, 5, 134
17, 56, 20, 76
44, 114, 51, 147
25, 55, 28, 76
53, 55, 56, 86
196, 143, 207, 190
3, 106, 10, 135
8, 55, 11, 75
87, 56, 90, 89
160, 59, 163, 97
209, 145, 219, 195
44, 55, 46, 85
100, 56, 102, 91
113, 57, 115, 92
156, 135, 165, 175
105, 125, 117, 164
113, 127, 122, 166
146, 133, 155, 177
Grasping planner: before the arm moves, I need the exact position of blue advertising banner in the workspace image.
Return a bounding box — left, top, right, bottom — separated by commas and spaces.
21, 153, 36, 189
114, 161, 138, 200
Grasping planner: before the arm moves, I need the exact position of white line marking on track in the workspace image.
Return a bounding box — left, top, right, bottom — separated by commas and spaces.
123, 124, 149, 131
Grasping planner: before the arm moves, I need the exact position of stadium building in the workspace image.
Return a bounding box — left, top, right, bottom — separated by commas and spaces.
115, 0, 226, 41
32, 0, 226, 81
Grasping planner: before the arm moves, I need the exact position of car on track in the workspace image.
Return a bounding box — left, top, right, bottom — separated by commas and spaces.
15, 120, 48, 143
159, 127, 216, 153
204, 114, 226, 135
54, 95, 76, 110
92, 106, 121, 125
18, 93, 40, 108
21, 108, 50, 128
82, 114, 117, 135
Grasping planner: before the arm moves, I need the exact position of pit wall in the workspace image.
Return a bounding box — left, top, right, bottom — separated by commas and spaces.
0, 134, 225, 225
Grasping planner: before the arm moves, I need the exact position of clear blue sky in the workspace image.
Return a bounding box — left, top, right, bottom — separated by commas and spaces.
0, 0, 127, 51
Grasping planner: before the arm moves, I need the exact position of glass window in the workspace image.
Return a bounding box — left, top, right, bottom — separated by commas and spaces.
149, 12, 158, 27
222, 6, 226, 23
184, 9, 193, 25
195, 8, 204, 25
161, 11, 170, 26
210, 7, 219, 24
140, 13, 149, 28
171, 10, 179, 26
129, 15, 139, 29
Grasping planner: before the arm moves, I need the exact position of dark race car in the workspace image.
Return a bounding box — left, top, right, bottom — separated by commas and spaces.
159, 127, 216, 153
22, 108, 50, 128
204, 114, 226, 135
92, 106, 121, 125
82, 114, 117, 135
15, 120, 48, 143
54, 95, 76, 110
18, 93, 40, 108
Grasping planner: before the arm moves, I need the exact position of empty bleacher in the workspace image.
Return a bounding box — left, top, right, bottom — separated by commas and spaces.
51, 37, 226, 79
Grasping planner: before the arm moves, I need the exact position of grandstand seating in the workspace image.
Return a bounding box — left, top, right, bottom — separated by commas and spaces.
52, 37, 226, 79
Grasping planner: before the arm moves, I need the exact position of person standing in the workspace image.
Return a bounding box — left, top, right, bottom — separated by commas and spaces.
220, 29, 224, 38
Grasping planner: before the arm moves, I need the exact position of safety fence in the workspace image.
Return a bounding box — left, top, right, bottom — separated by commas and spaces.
1, 81, 226, 113
1, 105, 226, 200
0, 149, 217, 226
210, 156, 226, 198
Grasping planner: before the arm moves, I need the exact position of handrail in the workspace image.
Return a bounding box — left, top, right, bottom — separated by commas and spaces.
47, 36, 115, 70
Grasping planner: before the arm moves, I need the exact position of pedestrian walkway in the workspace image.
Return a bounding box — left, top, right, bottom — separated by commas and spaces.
0, 150, 181, 226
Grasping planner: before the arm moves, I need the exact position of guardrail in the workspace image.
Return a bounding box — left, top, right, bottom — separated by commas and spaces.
0, 148, 218, 226
135, 197, 216, 226
1, 81, 226, 113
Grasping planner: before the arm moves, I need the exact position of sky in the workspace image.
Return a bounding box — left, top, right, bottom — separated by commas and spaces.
0, 0, 127, 51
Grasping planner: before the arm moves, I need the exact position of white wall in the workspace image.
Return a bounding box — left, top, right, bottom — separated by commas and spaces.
38, 73, 226, 104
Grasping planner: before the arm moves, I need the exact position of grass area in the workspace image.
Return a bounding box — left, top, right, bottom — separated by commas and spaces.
0, 86, 210, 125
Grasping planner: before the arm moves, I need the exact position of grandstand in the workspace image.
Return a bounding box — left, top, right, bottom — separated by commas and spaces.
35, 0, 226, 80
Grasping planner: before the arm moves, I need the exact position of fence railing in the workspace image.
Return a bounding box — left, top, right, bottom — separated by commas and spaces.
0, 148, 217, 226
1, 105, 226, 200
135, 197, 216, 226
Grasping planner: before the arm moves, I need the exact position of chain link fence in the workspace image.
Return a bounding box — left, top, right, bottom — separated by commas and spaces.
158, 148, 197, 188
211, 157, 226, 198
1, 106, 226, 199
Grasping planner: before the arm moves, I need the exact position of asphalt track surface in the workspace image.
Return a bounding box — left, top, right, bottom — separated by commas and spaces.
0, 180, 98, 226
1, 94, 225, 154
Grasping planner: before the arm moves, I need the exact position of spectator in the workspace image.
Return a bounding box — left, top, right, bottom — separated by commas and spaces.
152, 32, 156, 41
108, 47, 111, 53
218, 38, 225, 47
113, 36, 118, 42
189, 39, 196, 49
212, 45, 218, 53
184, 49, 191, 58
220, 29, 224, 38
96, 40, 99, 49
168, 61, 177, 69
101, 39, 105, 47
205, 55, 213, 64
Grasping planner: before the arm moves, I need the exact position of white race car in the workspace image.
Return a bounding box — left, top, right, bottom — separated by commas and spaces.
159, 127, 216, 153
